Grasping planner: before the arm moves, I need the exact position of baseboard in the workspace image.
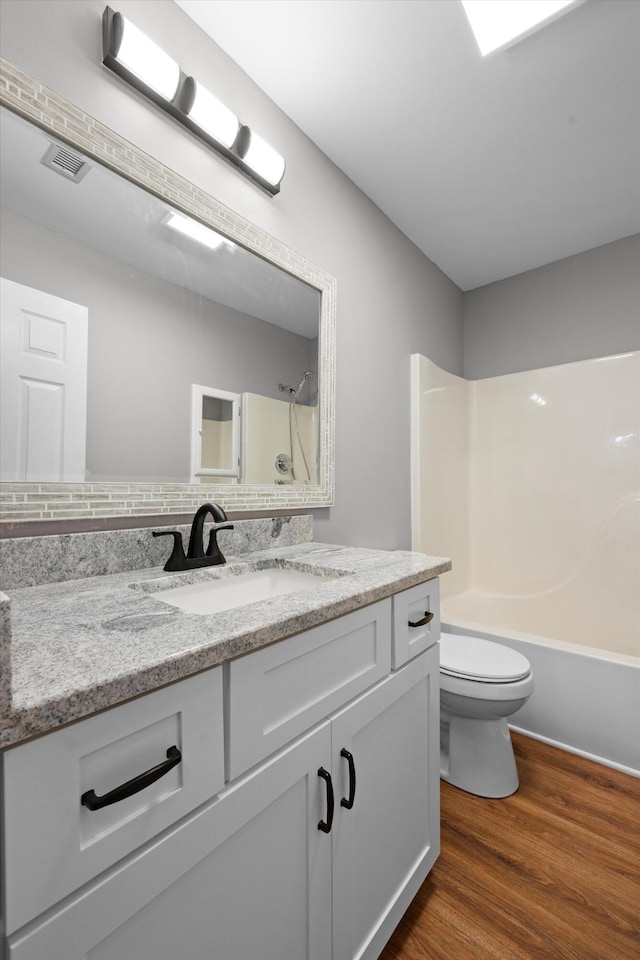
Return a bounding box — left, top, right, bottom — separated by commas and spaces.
509, 725, 640, 779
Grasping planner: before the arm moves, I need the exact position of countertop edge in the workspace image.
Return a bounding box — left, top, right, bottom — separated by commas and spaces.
1, 546, 450, 749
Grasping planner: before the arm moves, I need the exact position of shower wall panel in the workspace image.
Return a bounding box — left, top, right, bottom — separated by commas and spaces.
242, 393, 317, 485
410, 354, 469, 598
469, 352, 639, 655
412, 352, 640, 658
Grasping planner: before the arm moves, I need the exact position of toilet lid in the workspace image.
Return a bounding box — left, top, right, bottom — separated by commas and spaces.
439, 632, 531, 682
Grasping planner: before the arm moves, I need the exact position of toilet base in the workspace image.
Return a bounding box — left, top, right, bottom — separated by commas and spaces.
440, 710, 519, 798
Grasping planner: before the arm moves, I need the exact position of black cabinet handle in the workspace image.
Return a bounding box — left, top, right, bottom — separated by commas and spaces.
408, 611, 434, 628
317, 767, 334, 833
81, 746, 182, 811
340, 748, 356, 810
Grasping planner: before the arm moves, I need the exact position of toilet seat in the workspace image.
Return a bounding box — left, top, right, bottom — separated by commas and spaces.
439, 631, 531, 683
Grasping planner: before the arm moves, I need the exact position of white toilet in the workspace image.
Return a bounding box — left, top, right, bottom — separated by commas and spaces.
439, 631, 534, 798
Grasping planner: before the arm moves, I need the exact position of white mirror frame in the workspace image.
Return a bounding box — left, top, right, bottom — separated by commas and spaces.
0, 58, 336, 524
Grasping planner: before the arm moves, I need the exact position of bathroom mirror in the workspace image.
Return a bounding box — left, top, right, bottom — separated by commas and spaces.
0, 61, 336, 523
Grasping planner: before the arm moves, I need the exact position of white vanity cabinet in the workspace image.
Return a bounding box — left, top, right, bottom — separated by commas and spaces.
7, 722, 334, 960
2, 586, 440, 960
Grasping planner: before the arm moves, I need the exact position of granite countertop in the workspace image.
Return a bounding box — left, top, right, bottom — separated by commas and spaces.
0, 542, 450, 749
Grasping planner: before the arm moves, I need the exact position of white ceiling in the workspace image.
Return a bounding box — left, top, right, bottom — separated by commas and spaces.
176, 0, 640, 291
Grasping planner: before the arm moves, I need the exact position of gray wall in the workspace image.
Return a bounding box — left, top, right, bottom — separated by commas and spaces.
1, 209, 316, 480
0, 0, 463, 549
463, 234, 640, 379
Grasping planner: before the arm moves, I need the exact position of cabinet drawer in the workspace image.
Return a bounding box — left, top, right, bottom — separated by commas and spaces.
2, 668, 224, 935
392, 579, 440, 668
227, 599, 392, 780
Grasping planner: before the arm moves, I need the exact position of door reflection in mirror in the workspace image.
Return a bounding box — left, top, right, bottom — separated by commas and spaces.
190, 385, 240, 482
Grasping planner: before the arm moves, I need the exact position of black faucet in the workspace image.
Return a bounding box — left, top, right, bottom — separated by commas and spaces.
153, 502, 234, 572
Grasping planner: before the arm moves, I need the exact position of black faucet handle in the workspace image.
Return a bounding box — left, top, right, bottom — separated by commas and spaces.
205, 523, 234, 563
152, 530, 187, 572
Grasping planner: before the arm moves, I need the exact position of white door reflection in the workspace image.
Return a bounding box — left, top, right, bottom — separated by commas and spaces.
190, 384, 240, 483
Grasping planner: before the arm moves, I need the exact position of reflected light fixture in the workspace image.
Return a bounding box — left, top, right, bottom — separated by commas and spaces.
461, 0, 585, 56
102, 6, 285, 194
163, 211, 234, 252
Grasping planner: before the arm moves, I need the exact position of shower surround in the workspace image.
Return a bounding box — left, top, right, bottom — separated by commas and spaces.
411, 351, 640, 774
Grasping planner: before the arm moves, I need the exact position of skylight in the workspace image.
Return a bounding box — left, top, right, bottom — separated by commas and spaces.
461, 0, 584, 56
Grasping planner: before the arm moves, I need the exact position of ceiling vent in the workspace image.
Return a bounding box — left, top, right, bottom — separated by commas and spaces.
40, 142, 91, 183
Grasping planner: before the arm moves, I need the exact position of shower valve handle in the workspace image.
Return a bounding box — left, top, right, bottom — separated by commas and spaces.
408, 611, 434, 628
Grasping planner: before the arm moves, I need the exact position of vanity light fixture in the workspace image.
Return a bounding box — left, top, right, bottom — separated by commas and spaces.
102, 6, 285, 194
239, 129, 286, 189
185, 79, 239, 149
105, 10, 181, 100
163, 211, 234, 252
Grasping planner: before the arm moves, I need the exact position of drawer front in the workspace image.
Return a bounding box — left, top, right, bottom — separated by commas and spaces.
3, 668, 224, 935
227, 599, 392, 780
392, 579, 440, 668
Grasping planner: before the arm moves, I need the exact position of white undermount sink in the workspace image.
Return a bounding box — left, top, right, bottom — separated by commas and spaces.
152, 567, 330, 616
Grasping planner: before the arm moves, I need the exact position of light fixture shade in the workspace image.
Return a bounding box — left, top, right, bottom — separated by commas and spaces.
241, 131, 286, 188
187, 81, 239, 149
112, 12, 181, 100
163, 211, 232, 251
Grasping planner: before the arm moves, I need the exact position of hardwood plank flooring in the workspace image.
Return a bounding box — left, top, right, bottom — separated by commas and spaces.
380, 733, 640, 960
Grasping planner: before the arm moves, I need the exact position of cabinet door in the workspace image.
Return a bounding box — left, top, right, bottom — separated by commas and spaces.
8, 722, 333, 960
331, 646, 440, 960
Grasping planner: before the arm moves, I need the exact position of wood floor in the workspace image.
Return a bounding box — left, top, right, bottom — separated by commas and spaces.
380, 732, 640, 960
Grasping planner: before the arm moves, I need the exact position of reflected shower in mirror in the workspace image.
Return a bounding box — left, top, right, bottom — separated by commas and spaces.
0, 105, 320, 486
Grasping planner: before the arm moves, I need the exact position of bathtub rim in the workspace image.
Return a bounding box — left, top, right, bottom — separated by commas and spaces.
441, 613, 639, 667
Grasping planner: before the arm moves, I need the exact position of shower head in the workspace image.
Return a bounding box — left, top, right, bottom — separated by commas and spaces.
294, 370, 315, 396
279, 371, 315, 400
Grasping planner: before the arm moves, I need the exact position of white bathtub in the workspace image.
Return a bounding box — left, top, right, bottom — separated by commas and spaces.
442, 593, 640, 777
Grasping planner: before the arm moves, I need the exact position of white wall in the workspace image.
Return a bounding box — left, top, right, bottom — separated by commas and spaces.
0, 0, 463, 549
463, 234, 640, 379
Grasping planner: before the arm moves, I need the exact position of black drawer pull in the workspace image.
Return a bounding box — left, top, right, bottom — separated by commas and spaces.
340, 748, 356, 810
408, 611, 434, 628
317, 767, 334, 833
81, 746, 182, 811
